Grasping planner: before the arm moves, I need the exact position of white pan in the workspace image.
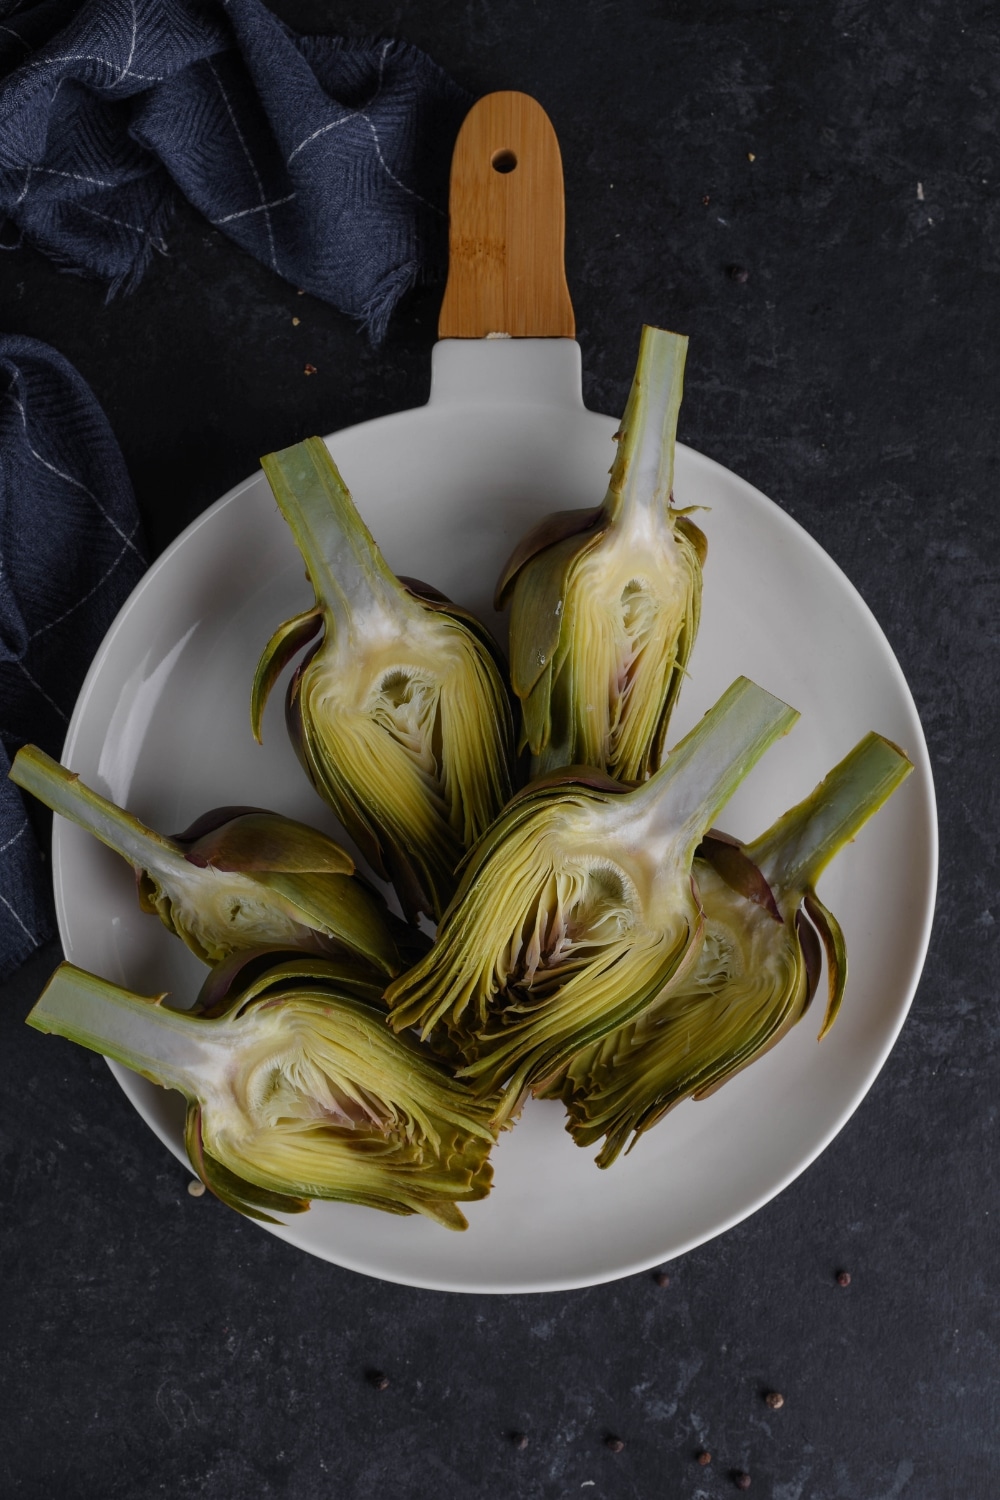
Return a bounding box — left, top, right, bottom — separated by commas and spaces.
53, 93, 936, 1293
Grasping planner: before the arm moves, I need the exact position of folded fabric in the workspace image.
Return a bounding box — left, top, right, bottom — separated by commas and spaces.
0, 335, 148, 980
0, 0, 470, 340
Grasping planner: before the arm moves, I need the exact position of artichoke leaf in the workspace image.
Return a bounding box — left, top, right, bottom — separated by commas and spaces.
675, 513, 709, 567
252, 870, 407, 977
803, 890, 848, 1040
181, 810, 354, 875
194, 949, 388, 1019
696, 834, 783, 923
186, 1105, 310, 1223
794, 906, 824, 1009
507, 529, 605, 704
251, 607, 323, 744
520, 660, 555, 757
495, 505, 605, 609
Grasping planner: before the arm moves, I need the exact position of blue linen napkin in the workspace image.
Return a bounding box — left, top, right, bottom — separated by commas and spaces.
0, 0, 470, 339
0, 335, 148, 980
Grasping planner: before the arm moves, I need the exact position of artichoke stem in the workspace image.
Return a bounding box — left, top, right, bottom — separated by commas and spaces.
261, 437, 408, 641
624, 677, 799, 865
607, 326, 688, 521
9, 745, 190, 880
748, 732, 913, 896
27, 964, 225, 1099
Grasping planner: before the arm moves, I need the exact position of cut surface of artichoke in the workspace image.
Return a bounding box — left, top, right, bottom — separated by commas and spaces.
497, 326, 705, 781
386, 677, 798, 1122
252, 437, 516, 923
28, 957, 496, 1230
548, 732, 914, 1165
9, 745, 411, 976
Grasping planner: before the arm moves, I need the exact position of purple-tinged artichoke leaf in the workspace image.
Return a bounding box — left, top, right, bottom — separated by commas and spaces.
795, 905, 824, 1009
183, 811, 354, 875
699, 825, 740, 846
172, 806, 267, 843
494, 506, 605, 610
253, 870, 403, 976
223, 954, 386, 1018
398, 575, 452, 605
251, 607, 323, 744
696, 835, 783, 923
193, 946, 306, 1016
803, 890, 848, 1039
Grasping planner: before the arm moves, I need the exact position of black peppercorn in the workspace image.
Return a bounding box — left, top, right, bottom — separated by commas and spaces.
605, 1435, 625, 1453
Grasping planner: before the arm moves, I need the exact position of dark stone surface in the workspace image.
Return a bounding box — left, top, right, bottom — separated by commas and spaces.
1, 2, 997, 1496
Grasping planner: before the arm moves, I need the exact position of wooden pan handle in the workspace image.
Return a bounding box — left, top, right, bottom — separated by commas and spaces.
438, 91, 576, 340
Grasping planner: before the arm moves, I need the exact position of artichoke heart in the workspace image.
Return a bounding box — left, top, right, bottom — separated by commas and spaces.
549, 732, 914, 1165
252, 437, 517, 923
28, 954, 496, 1230
386, 677, 799, 1123
497, 326, 705, 781
9, 745, 415, 976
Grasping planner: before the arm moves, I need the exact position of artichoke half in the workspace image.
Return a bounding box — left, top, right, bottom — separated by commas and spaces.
497, 326, 705, 781
386, 677, 798, 1123
9, 745, 416, 976
28, 953, 496, 1230
548, 732, 914, 1165
252, 437, 517, 923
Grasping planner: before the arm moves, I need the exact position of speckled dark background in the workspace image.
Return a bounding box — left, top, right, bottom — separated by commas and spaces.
1, 2, 997, 1497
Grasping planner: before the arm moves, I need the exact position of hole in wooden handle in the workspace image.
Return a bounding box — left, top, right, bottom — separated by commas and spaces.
491, 148, 518, 174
